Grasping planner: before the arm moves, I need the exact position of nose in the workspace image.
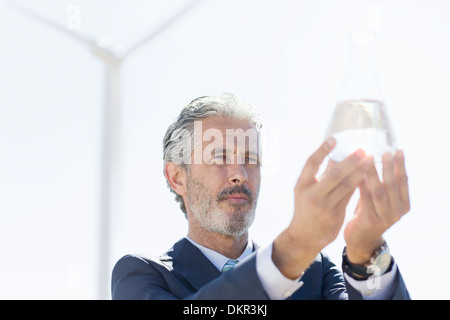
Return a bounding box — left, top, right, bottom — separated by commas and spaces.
228, 163, 248, 185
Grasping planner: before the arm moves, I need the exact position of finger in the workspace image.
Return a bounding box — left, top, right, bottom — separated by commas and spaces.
318, 148, 368, 196
324, 157, 338, 169
357, 177, 378, 218
394, 149, 410, 212
334, 185, 356, 216
365, 159, 389, 219
298, 137, 336, 186
358, 176, 372, 201
325, 156, 374, 207
382, 152, 403, 219
334, 177, 369, 216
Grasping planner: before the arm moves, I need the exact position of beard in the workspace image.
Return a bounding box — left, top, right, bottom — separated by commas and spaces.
186, 173, 259, 237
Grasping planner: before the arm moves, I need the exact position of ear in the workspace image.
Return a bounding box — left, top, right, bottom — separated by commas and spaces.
165, 162, 187, 197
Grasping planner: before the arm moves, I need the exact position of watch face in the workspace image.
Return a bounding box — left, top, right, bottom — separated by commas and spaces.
372, 250, 391, 275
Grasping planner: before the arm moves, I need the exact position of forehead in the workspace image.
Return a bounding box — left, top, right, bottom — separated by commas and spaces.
201, 116, 256, 133
184, 116, 261, 167
200, 117, 259, 149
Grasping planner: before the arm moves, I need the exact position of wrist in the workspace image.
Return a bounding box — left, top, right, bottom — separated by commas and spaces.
272, 229, 319, 280
345, 237, 385, 265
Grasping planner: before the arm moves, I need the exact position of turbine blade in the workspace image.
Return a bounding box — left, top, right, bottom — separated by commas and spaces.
123, 0, 204, 58
8, 1, 94, 46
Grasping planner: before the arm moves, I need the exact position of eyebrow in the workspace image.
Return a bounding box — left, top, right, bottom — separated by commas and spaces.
212, 148, 258, 156
245, 150, 259, 157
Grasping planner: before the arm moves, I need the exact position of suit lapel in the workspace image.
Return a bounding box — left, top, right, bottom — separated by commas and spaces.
159, 238, 221, 291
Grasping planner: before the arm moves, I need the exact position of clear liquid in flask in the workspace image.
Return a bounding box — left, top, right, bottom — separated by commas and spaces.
325, 99, 396, 162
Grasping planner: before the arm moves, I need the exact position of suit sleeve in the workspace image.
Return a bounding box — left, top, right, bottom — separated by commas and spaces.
343, 263, 411, 300
319, 253, 411, 300
111, 255, 179, 300
320, 253, 349, 300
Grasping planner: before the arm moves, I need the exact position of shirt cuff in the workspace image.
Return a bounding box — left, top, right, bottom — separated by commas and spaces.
344, 261, 398, 300
255, 242, 304, 300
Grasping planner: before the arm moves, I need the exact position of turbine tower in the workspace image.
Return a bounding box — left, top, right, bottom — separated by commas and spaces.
9, 0, 203, 299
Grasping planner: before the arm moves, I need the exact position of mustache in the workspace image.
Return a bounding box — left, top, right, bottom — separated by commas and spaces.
216, 185, 254, 203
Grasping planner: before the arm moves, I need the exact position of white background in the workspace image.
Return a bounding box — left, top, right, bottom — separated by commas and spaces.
1, 0, 449, 299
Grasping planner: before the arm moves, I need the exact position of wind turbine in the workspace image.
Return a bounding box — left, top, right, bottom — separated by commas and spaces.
9, 0, 204, 299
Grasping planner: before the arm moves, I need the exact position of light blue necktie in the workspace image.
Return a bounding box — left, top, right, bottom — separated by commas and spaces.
221, 259, 239, 272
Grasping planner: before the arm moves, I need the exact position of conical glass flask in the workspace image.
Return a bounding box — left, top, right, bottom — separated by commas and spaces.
325, 30, 396, 162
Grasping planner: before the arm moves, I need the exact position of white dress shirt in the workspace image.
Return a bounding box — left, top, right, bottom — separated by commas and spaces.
185, 236, 397, 300
185, 235, 254, 271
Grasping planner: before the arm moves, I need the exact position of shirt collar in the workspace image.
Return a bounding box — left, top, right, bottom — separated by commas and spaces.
185, 235, 254, 271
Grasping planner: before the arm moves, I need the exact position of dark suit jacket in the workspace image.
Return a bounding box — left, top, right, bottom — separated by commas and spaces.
111, 238, 410, 300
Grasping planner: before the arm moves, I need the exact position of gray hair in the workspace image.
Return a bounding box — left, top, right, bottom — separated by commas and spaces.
162, 93, 262, 216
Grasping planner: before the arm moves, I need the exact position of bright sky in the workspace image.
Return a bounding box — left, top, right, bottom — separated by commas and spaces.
1, 0, 449, 299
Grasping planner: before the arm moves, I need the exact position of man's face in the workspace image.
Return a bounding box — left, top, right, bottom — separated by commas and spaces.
184, 116, 261, 237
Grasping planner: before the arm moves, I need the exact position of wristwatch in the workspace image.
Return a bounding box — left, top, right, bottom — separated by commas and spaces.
342, 241, 393, 281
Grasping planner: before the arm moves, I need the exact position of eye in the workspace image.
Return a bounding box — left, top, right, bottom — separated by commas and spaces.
215, 154, 227, 161
245, 156, 260, 166
207, 153, 227, 164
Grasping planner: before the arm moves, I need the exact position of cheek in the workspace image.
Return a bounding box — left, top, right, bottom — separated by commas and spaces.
189, 167, 226, 193
247, 169, 261, 193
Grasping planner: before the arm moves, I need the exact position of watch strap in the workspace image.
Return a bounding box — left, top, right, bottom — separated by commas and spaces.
342, 247, 373, 280
342, 245, 394, 281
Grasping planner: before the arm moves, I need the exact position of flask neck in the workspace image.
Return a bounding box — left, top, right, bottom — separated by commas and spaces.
340, 31, 383, 102
351, 41, 375, 72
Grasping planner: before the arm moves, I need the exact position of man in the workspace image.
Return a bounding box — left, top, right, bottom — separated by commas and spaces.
111, 93, 410, 300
